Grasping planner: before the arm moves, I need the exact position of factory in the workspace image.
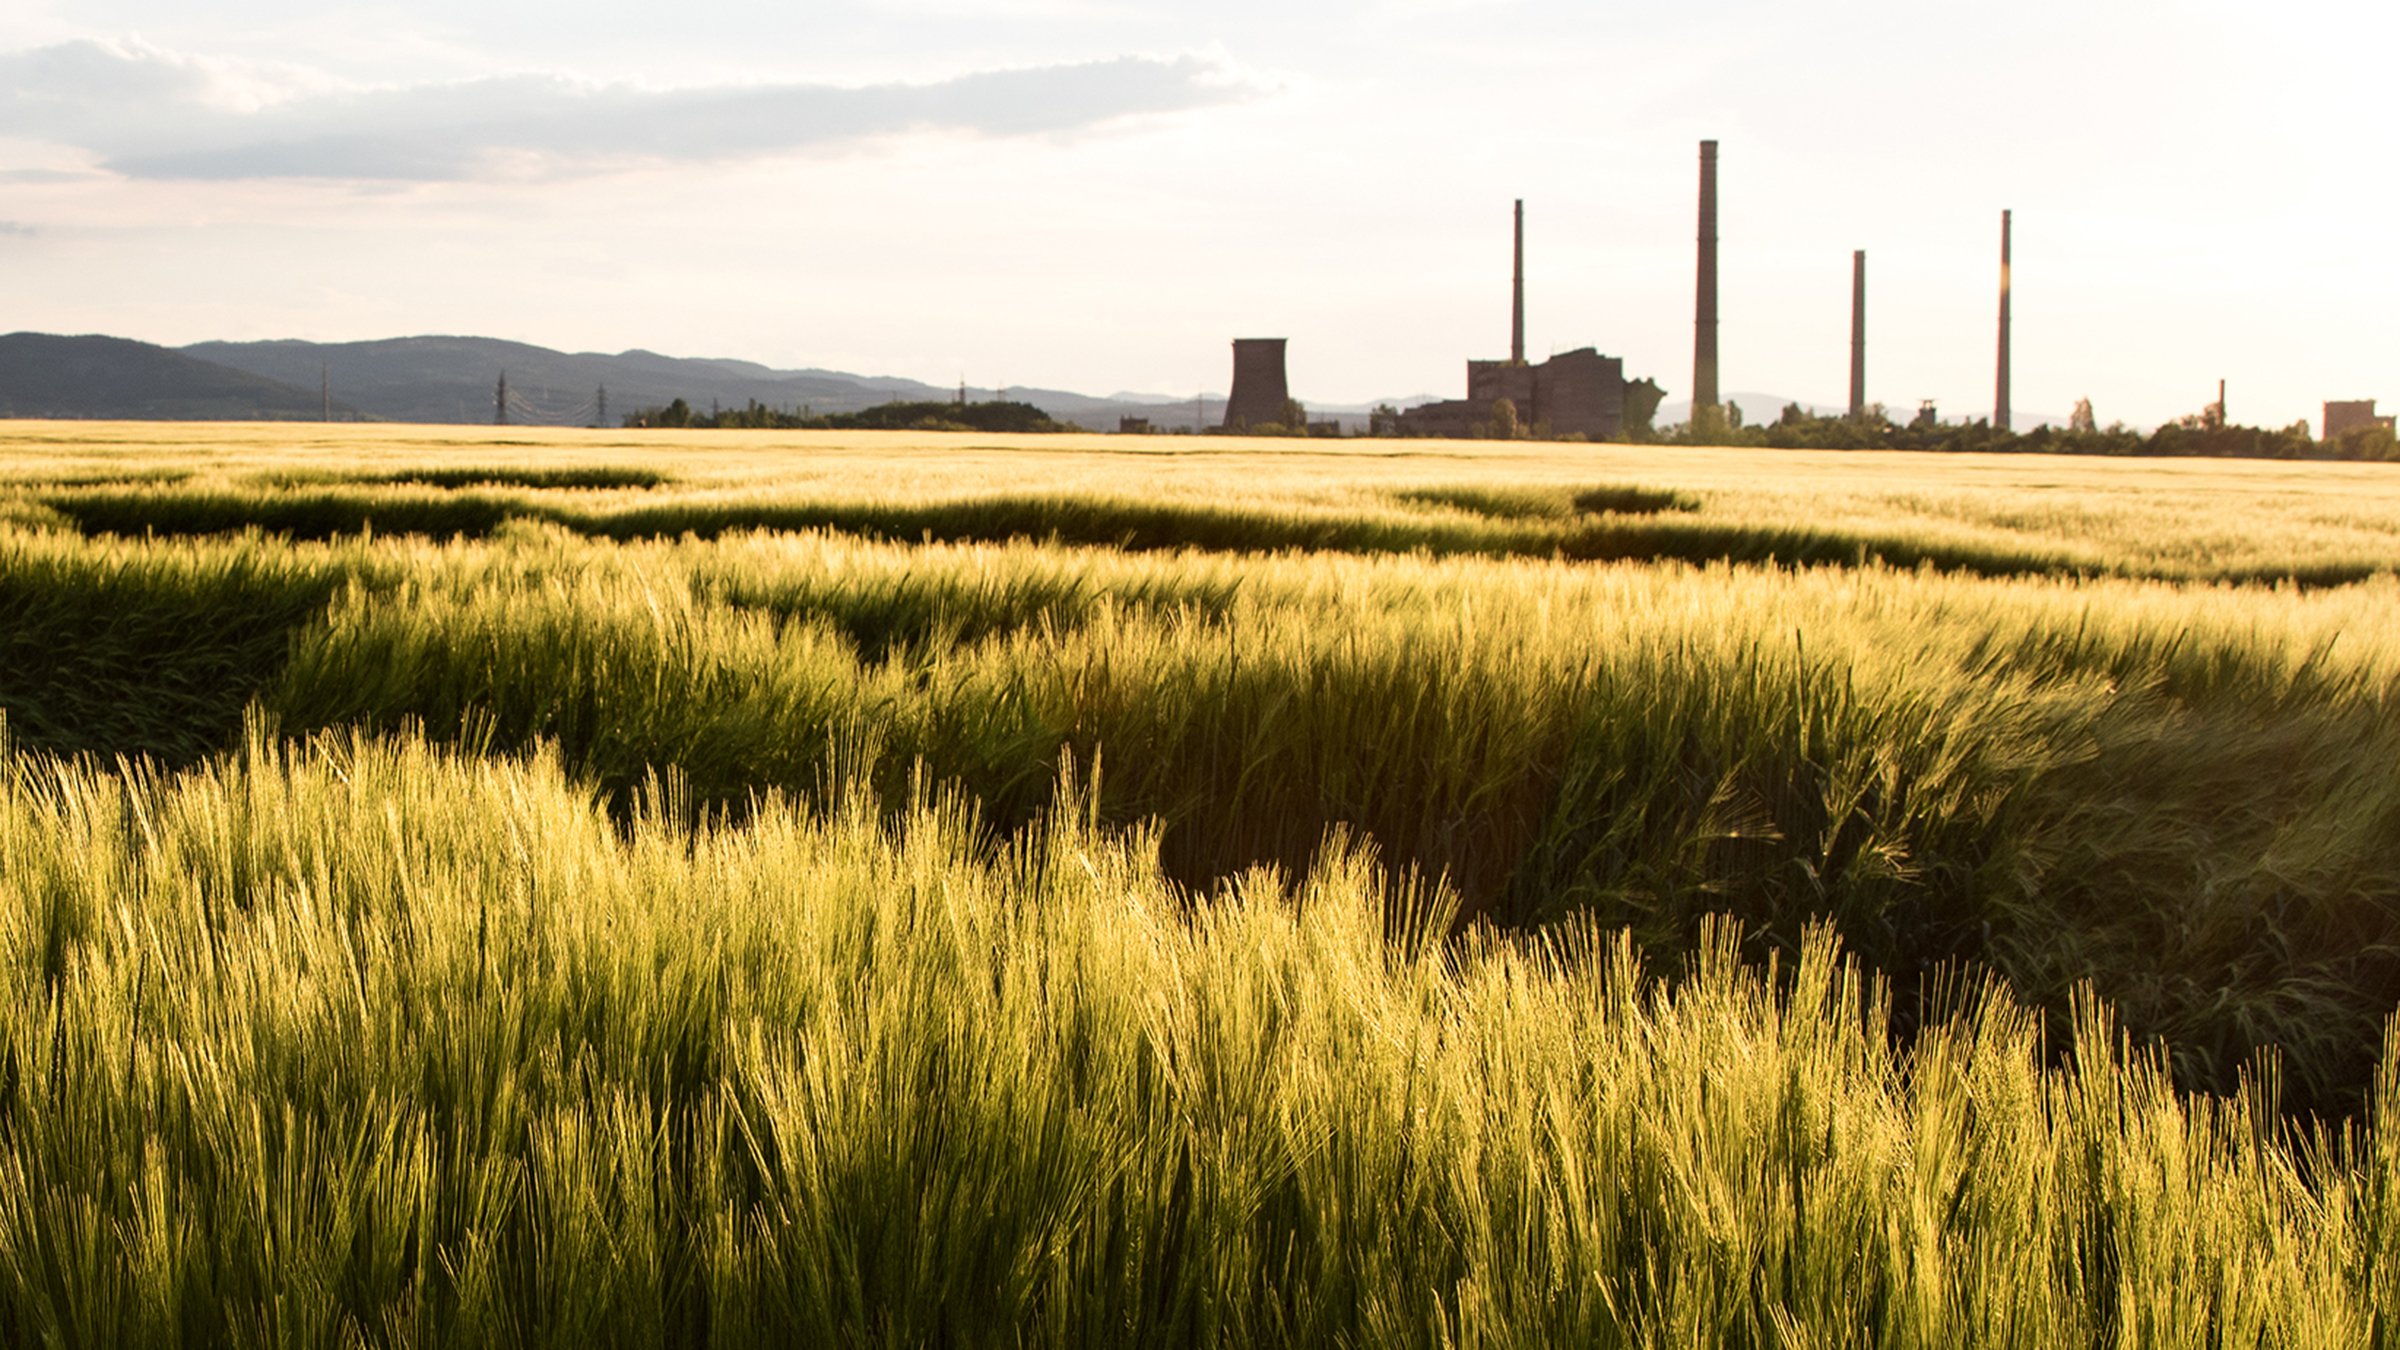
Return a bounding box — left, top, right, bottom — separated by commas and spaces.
1398, 347, 1626, 440
1397, 199, 1636, 441
2325, 399, 2394, 443
1211, 140, 2053, 447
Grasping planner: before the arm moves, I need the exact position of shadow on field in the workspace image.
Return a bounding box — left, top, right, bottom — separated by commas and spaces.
1398, 482, 1703, 519
0, 536, 349, 764
270, 465, 677, 492
35, 480, 2384, 585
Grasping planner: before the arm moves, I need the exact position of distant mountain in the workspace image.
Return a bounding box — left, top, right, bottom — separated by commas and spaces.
185, 336, 1442, 432
184, 335, 1196, 429
0, 330, 1432, 432
184, 336, 892, 426
0, 333, 351, 421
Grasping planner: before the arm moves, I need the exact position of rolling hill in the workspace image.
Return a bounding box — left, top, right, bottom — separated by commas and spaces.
0, 333, 351, 421
0, 330, 1426, 431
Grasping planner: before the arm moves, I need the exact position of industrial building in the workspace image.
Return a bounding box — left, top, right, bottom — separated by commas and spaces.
1400, 349, 1626, 439
1221, 338, 1294, 431
2325, 399, 2393, 443
1397, 199, 1638, 441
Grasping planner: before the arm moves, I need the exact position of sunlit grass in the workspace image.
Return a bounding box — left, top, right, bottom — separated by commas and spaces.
4, 515, 2396, 1109
5, 422, 2400, 1338
5, 419, 2400, 582
0, 730, 2393, 1345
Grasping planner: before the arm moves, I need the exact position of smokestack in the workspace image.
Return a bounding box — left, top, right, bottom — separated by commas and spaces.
1511, 199, 1526, 366
1694, 140, 1720, 417
1995, 209, 2012, 431
1849, 250, 1866, 419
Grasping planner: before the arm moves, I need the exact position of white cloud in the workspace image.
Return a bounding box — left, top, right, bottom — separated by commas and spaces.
0, 38, 1252, 181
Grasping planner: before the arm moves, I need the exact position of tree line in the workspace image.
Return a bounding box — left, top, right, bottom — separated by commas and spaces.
1655, 396, 2395, 460
627, 398, 1069, 434
627, 390, 2400, 463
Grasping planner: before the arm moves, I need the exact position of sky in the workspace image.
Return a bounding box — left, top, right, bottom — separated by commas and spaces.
0, 1, 2393, 429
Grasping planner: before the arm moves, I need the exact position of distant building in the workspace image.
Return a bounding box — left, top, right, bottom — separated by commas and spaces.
1399, 348, 1627, 440
1221, 339, 1296, 431
1118, 416, 1153, 434
2325, 399, 2394, 443
1389, 200, 1637, 441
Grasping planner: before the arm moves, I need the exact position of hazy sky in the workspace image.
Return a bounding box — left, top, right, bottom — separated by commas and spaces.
0, 1, 2392, 427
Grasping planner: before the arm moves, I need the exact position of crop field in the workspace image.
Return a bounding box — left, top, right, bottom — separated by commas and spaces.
6, 420, 2400, 1344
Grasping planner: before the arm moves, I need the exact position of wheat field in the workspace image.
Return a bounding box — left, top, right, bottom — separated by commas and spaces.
4, 421, 2400, 1344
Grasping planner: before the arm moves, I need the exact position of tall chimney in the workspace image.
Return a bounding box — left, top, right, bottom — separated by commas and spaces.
1694, 140, 1720, 417
1995, 209, 2012, 431
1511, 198, 1526, 366
1849, 250, 1866, 419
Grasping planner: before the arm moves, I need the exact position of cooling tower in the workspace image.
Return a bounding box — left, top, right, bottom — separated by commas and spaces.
1223, 338, 1291, 431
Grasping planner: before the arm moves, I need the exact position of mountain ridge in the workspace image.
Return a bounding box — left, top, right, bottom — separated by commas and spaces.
0, 330, 1445, 431
0, 333, 354, 421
